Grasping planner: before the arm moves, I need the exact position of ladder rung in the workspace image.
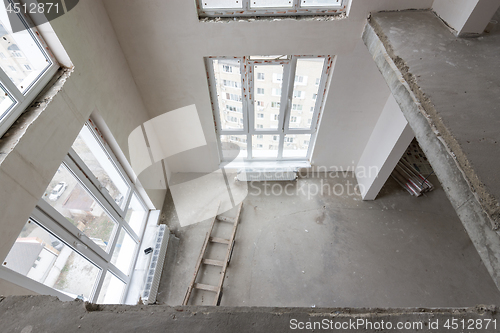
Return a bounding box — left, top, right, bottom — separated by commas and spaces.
217, 215, 235, 223
203, 259, 225, 267
194, 283, 219, 293
210, 237, 230, 245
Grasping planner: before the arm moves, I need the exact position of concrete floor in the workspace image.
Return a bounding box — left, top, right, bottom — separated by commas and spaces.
157, 173, 500, 308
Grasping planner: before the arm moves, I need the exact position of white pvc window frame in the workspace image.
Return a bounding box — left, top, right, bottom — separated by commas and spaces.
207, 55, 333, 163
1, 120, 150, 304
197, 0, 347, 18
0, 0, 59, 137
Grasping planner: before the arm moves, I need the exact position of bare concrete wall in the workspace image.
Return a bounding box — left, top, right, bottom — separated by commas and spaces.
0, 0, 156, 294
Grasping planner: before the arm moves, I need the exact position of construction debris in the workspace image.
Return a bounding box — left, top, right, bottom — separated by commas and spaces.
391, 159, 434, 196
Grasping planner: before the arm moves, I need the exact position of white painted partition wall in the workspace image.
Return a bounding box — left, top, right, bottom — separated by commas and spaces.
433, 0, 500, 35
355, 95, 414, 201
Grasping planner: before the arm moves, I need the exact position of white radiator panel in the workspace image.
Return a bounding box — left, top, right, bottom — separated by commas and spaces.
142, 224, 168, 304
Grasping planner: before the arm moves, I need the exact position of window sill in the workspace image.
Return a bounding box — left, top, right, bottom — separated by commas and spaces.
124, 210, 162, 305
199, 13, 347, 23
221, 160, 311, 171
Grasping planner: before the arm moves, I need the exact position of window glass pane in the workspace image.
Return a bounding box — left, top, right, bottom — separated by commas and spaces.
125, 194, 147, 236
111, 228, 137, 275
289, 58, 324, 129
253, 64, 283, 130
220, 135, 247, 160
3, 220, 100, 301
251, 0, 293, 8
301, 0, 341, 7
0, 8, 50, 93
283, 134, 311, 158
42, 164, 118, 253
202, 0, 243, 9
213, 59, 243, 130
97, 272, 126, 304
0, 84, 15, 119
252, 135, 278, 158
72, 125, 130, 209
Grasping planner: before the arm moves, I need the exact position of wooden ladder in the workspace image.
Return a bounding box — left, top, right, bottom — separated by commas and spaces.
182, 202, 243, 306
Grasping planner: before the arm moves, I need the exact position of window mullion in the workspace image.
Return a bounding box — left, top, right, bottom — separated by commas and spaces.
107, 261, 130, 282
207, 58, 223, 134
68, 148, 126, 218
36, 198, 112, 261
247, 60, 254, 158
91, 270, 107, 303
278, 133, 285, 159
306, 131, 318, 160
31, 208, 109, 284
247, 133, 252, 159
281, 59, 296, 134
0, 69, 22, 102
248, 63, 255, 134
310, 57, 330, 132
293, 0, 300, 10
242, 0, 250, 10
85, 121, 133, 197
63, 155, 124, 228
0, 266, 74, 301
241, 57, 249, 134
121, 219, 140, 241
122, 191, 133, 218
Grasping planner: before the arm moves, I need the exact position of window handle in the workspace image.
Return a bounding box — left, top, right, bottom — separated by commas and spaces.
73, 241, 88, 251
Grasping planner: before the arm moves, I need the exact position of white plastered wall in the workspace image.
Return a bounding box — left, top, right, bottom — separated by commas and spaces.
433, 0, 500, 35
102, 0, 434, 174
355, 94, 414, 200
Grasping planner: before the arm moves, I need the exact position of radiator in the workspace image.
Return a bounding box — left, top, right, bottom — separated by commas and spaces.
236, 168, 298, 181
142, 224, 168, 305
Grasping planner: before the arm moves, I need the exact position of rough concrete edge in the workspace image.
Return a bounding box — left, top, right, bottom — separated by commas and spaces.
366, 10, 500, 230
0, 67, 74, 166
1, 295, 497, 316
362, 17, 500, 291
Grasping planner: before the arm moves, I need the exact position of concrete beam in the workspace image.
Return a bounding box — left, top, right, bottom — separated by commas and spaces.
0, 296, 498, 332
362, 11, 500, 290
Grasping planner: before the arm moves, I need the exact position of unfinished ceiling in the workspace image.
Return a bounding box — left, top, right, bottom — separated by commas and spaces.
101, 0, 433, 173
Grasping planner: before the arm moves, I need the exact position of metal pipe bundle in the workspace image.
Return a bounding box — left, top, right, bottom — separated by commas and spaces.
391, 159, 434, 196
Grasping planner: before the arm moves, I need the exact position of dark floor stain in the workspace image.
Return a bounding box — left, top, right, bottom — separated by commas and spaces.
316, 211, 326, 225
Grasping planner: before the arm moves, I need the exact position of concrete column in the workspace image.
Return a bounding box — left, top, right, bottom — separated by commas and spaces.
433, 0, 500, 36
355, 94, 414, 200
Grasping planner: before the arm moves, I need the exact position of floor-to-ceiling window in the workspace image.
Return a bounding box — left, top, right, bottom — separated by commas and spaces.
207, 55, 332, 163
2, 121, 149, 304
